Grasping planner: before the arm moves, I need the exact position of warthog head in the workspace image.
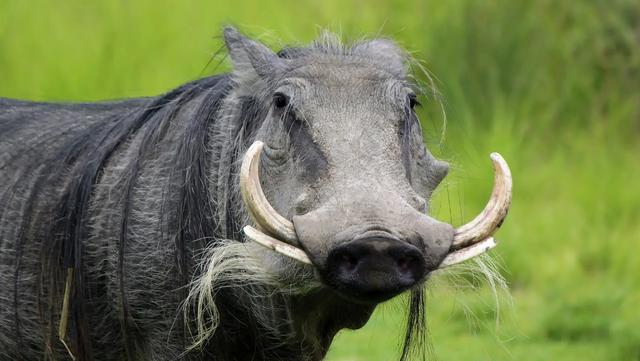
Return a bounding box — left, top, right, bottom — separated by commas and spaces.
224, 28, 512, 306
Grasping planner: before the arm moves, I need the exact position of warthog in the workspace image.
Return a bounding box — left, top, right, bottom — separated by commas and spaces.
0, 27, 511, 361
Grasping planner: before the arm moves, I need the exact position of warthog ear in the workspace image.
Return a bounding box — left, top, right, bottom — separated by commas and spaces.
353, 39, 407, 78
223, 27, 284, 91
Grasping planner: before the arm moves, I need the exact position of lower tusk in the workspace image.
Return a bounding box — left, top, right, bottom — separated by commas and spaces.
440, 237, 497, 268
243, 226, 312, 264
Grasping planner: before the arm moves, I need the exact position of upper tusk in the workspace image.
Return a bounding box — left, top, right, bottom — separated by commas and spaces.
240, 141, 299, 244
452, 153, 512, 250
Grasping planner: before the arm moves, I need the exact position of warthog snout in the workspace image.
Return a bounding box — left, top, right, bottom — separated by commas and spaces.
325, 235, 426, 303
292, 196, 454, 302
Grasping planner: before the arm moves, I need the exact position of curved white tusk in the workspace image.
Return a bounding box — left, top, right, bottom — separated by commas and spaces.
243, 226, 311, 264
239, 141, 298, 244
452, 153, 512, 250
440, 237, 497, 267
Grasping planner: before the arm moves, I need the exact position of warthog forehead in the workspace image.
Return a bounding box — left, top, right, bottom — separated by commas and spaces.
280, 70, 409, 118
286, 59, 404, 81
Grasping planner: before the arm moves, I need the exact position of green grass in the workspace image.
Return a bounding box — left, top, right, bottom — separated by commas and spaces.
1, 1, 638, 360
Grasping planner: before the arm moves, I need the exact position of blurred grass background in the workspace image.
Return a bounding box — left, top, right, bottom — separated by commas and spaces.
1, 0, 638, 360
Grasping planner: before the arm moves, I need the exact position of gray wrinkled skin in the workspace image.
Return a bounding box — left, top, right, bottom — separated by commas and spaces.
0, 28, 452, 361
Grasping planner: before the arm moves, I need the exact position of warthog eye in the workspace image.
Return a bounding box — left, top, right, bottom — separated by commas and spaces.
408, 93, 420, 109
273, 92, 290, 109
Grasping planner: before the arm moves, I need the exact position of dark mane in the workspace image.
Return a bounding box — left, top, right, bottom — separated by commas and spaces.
1, 75, 234, 359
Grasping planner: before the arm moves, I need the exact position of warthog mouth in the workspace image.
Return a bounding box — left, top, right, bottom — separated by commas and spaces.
239, 140, 512, 270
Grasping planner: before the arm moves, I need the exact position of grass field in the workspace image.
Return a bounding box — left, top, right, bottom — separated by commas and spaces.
1, 0, 638, 360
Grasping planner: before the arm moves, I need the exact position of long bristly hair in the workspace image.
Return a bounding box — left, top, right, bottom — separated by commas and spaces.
2, 74, 234, 359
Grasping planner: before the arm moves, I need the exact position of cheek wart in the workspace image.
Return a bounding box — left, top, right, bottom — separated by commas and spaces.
428, 159, 449, 189
290, 125, 328, 183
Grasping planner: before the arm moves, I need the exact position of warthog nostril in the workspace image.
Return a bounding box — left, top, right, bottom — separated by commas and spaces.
340, 254, 358, 272
325, 237, 427, 303
396, 257, 409, 274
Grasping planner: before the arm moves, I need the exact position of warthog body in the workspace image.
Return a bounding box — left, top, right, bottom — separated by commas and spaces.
0, 28, 507, 361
